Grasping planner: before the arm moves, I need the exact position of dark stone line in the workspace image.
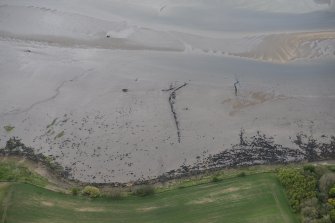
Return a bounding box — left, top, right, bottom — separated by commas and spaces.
163, 82, 188, 143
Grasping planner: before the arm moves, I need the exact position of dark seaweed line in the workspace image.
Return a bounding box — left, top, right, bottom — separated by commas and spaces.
168, 83, 188, 143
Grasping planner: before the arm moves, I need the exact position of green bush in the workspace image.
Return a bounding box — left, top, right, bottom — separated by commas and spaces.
318, 215, 332, 223
329, 188, 335, 198
82, 186, 101, 198
132, 185, 155, 197
328, 198, 335, 207
237, 172, 246, 177
300, 198, 319, 222
315, 166, 330, 178
177, 185, 187, 189
301, 206, 318, 219
301, 199, 319, 217
320, 173, 335, 194
212, 176, 221, 182
106, 189, 124, 200
330, 209, 335, 223
71, 187, 80, 196
304, 165, 316, 173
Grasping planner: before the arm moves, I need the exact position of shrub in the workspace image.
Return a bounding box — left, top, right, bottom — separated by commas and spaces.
237, 172, 246, 177
315, 166, 330, 178
82, 186, 101, 198
301, 206, 318, 219
318, 215, 332, 223
132, 185, 155, 197
277, 168, 317, 211
106, 189, 124, 200
301, 197, 319, 208
304, 165, 316, 173
329, 188, 335, 198
177, 185, 187, 189
328, 198, 335, 207
320, 173, 335, 194
212, 176, 221, 182
300, 198, 319, 222
71, 187, 80, 196
330, 209, 335, 223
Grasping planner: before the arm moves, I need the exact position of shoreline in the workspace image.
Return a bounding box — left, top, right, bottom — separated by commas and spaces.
1, 134, 334, 187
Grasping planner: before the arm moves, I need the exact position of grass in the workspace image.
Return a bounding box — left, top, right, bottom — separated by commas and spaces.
0, 173, 297, 223
0, 183, 10, 204
156, 165, 287, 193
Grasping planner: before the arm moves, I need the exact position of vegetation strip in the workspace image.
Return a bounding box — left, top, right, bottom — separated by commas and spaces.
0, 173, 297, 223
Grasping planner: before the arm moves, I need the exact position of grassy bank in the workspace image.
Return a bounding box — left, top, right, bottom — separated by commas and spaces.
0, 173, 297, 223
0, 160, 48, 187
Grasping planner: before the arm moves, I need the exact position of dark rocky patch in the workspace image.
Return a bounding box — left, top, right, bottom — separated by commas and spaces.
154, 130, 335, 183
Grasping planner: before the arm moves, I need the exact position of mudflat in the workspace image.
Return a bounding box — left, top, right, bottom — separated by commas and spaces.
0, 0, 334, 183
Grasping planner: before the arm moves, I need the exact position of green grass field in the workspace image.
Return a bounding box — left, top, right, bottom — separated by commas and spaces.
0, 173, 297, 223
